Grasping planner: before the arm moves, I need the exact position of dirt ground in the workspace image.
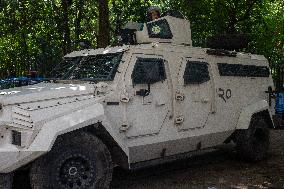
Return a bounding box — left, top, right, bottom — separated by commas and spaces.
13, 130, 284, 189
110, 130, 284, 189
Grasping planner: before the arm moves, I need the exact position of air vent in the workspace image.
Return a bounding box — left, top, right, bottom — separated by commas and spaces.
11, 107, 33, 128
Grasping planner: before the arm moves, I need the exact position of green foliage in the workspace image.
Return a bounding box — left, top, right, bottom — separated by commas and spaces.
0, 0, 283, 79
248, 1, 284, 68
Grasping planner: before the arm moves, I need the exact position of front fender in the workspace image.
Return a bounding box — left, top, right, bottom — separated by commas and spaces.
29, 103, 105, 151
0, 103, 107, 173
236, 100, 271, 130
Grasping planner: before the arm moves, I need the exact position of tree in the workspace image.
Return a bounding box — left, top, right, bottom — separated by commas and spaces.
75, 0, 84, 48
61, 0, 72, 54
0, 0, 283, 79
97, 0, 110, 48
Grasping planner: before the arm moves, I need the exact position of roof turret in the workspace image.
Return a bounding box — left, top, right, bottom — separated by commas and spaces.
136, 16, 192, 46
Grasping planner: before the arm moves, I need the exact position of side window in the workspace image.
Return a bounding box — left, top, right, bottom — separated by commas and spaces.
132, 58, 167, 85
217, 63, 270, 77
184, 61, 210, 85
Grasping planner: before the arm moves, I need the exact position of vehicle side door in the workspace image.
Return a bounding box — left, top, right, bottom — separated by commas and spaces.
123, 54, 171, 138
175, 58, 213, 131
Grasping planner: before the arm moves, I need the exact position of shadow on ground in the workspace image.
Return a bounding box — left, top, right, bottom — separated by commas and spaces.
13, 130, 284, 189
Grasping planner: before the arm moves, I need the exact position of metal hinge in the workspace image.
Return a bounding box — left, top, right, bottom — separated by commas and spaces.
120, 94, 130, 103
120, 124, 131, 132
175, 92, 185, 101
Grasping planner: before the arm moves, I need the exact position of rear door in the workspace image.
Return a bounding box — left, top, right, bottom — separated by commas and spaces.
175, 57, 213, 131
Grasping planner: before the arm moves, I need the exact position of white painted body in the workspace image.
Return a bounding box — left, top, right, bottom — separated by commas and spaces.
0, 16, 275, 173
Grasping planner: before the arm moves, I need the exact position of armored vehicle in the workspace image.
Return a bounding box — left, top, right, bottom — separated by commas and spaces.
0, 15, 275, 189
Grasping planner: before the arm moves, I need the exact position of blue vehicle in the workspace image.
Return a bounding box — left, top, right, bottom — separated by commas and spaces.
275, 92, 284, 114
0, 71, 44, 90
273, 89, 284, 129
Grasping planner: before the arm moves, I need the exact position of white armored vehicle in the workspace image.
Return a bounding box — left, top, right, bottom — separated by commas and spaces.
0, 15, 275, 189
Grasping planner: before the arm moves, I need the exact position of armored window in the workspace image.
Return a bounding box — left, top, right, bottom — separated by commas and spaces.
218, 63, 270, 77
52, 57, 83, 79
58, 53, 123, 81
184, 61, 210, 85
147, 19, 173, 39
132, 58, 166, 85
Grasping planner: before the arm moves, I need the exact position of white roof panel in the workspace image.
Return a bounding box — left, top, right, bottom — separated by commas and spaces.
64, 46, 130, 58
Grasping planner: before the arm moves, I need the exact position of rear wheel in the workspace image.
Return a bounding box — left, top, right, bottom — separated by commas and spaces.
236, 116, 270, 161
30, 132, 113, 189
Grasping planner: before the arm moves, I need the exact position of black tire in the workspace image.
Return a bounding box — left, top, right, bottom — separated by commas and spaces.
30, 132, 113, 189
0, 173, 13, 189
236, 116, 270, 162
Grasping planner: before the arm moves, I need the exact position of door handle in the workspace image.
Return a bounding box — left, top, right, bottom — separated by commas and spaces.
136, 89, 150, 97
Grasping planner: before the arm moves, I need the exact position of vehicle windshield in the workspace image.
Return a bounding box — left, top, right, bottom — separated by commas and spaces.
52, 52, 123, 81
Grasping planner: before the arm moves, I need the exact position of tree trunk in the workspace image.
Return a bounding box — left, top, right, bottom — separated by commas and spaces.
62, 0, 72, 54
75, 0, 83, 48
97, 0, 110, 48
19, 0, 29, 75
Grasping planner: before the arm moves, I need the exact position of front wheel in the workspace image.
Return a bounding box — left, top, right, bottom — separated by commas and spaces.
30, 132, 113, 189
236, 116, 270, 162
0, 173, 13, 189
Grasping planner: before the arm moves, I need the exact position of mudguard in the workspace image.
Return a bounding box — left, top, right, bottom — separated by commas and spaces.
30, 103, 105, 151
0, 103, 126, 173
236, 100, 272, 130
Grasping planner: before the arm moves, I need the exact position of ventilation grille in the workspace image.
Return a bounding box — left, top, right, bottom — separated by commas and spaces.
12, 108, 33, 128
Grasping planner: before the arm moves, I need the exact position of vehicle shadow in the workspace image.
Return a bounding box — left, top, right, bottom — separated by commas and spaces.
111, 140, 284, 189
12, 148, 234, 189
13, 131, 284, 189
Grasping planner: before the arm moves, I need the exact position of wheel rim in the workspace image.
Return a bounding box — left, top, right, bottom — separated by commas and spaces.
56, 154, 96, 189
